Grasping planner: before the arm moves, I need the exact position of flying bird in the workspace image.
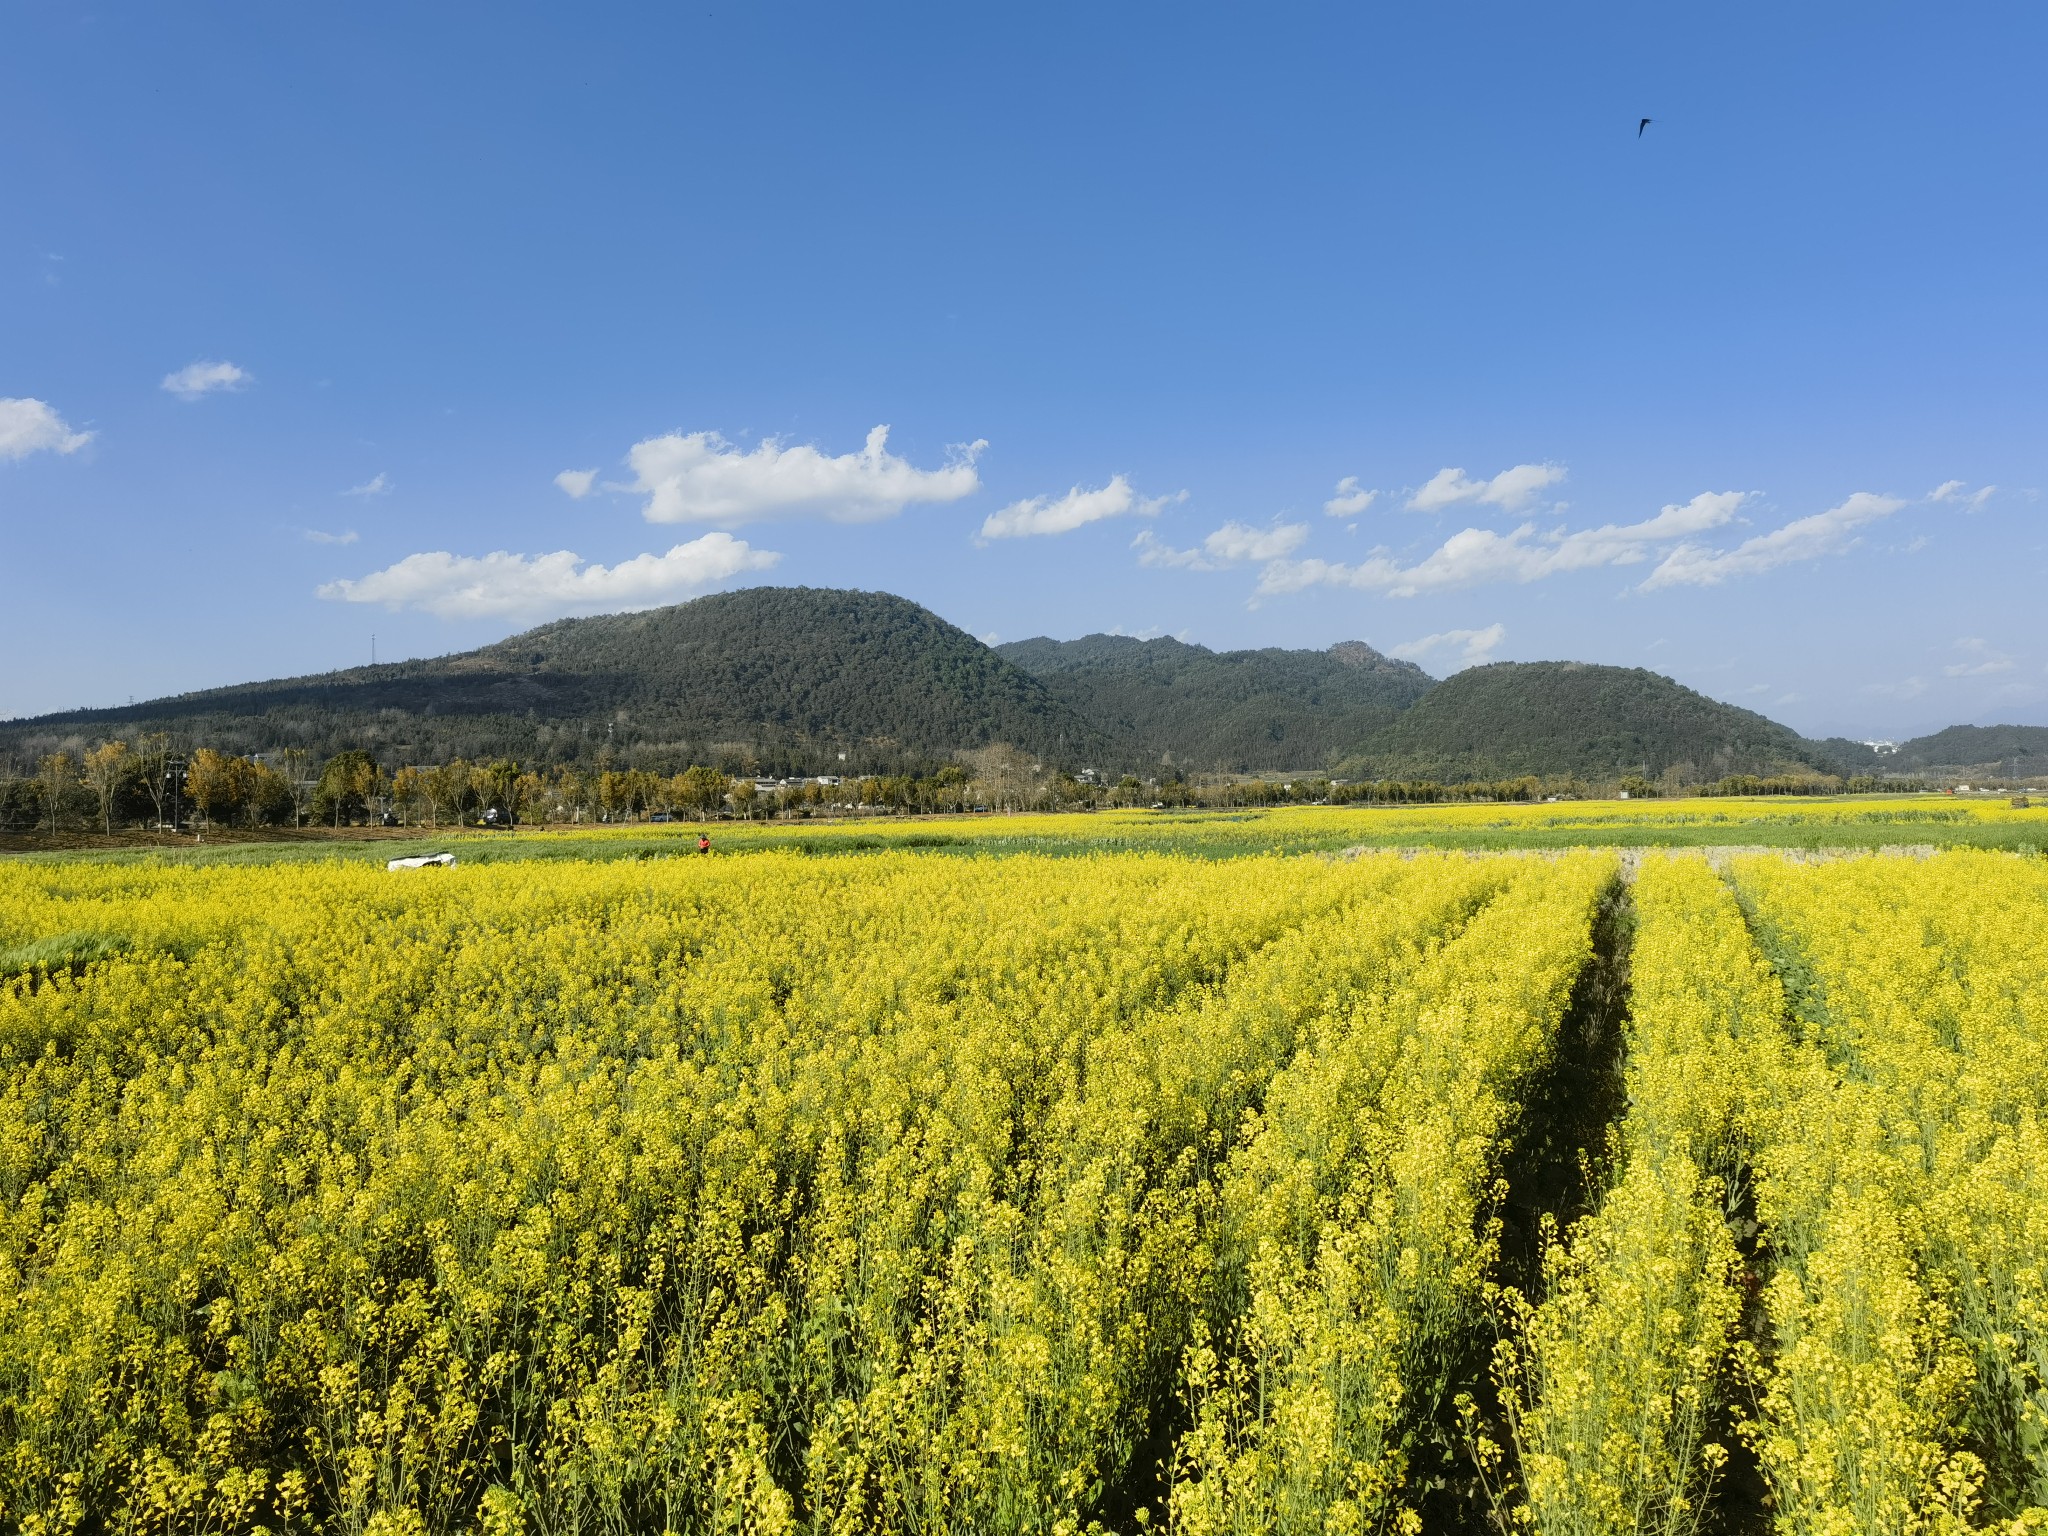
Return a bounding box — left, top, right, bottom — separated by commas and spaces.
1638, 117, 1652, 137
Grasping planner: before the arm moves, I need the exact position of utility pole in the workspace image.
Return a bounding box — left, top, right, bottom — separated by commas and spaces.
163, 759, 187, 831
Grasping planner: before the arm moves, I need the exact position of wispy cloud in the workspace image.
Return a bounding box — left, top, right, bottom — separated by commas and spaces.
1928, 479, 1995, 511
1259, 491, 1746, 598
1642, 491, 1903, 589
555, 468, 598, 499
1390, 623, 1506, 671
303, 528, 359, 546
1944, 637, 2015, 677
1134, 519, 1308, 570
0, 397, 94, 460
318, 532, 780, 620
628, 425, 983, 525
161, 359, 251, 400
343, 472, 390, 498
1324, 476, 1376, 517
1408, 462, 1565, 514
980, 476, 1182, 540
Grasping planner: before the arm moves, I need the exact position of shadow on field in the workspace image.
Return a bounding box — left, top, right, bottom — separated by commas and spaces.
1420, 873, 1636, 1534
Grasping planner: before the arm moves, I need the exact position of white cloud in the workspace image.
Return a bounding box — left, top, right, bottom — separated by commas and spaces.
1408, 462, 1566, 513
0, 397, 94, 460
1643, 491, 1904, 589
981, 475, 1182, 540
1944, 638, 2015, 678
1324, 476, 1377, 517
303, 528, 359, 546
317, 532, 780, 620
1928, 479, 1995, 511
1135, 519, 1309, 570
628, 424, 983, 525
1204, 521, 1309, 563
1390, 623, 1506, 671
555, 468, 598, 499
1258, 490, 1747, 598
343, 472, 390, 498
161, 359, 250, 400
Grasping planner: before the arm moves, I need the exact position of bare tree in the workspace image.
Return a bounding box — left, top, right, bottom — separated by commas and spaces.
962, 743, 1042, 812
279, 747, 315, 829
37, 752, 74, 836
81, 740, 130, 834
133, 732, 173, 829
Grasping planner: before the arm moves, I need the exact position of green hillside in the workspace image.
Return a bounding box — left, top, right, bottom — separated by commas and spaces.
1812, 723, 2048, 777
1885, 723, 2048, 772
1341, 661, 1829, 782
996, 633, 1433, 771
6, 585, 2026, 785
1, 588, 1108, 774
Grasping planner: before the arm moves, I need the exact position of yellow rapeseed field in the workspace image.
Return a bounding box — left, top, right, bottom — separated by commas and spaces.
3, 839, 2045, 1534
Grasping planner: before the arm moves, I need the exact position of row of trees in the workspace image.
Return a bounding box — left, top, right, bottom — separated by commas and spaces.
0, 740, 1098, 833
1693, 771, 1913, 797
0, 738, 1935, 838
1614, 770, 1920, 799
0, 738, 342, 835
0, 742, 899, 834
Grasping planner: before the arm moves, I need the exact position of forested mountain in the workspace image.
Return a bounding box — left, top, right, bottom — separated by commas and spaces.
1, 589, 1109, 775
3, 586, 2030, 784
1814, 723, 2048, 776
995, 633, 1433, 771
1338, 661, 1830, 783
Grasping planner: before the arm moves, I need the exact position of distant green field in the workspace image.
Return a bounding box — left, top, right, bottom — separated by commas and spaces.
9, 794, 2044, 867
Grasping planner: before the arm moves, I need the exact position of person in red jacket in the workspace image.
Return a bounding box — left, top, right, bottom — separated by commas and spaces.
698, 833, 711, 855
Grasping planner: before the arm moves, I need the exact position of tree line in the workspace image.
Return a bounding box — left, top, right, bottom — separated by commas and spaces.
0, 735, 1932, 839
0, 739, 747, 834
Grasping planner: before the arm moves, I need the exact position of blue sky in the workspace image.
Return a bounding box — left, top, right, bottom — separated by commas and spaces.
5, 3, 2042, 739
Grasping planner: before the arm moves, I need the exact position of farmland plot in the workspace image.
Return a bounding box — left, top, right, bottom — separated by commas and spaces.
2, 847, 2045, 1534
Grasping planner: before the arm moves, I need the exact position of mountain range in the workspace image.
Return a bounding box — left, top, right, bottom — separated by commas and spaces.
3, 586, 2041, 784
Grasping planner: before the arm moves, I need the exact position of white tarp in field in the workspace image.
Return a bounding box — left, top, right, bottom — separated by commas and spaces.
387, 853, 457, 871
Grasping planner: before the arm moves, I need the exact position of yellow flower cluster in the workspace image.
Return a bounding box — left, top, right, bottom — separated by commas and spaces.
1, 849, 1560, 1535
1731, 852, 2048, 1533
1501, 851, 2048, 1536
1495, 854, 1759, 1536
6, 844, 2046, 1535
1168, 852, 1616, 1535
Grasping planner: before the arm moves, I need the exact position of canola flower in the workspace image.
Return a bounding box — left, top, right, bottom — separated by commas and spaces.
1730, 852, 2048, 1532
5, 843, 2047, 1535
0, 849, 1553, 1535
1495, 854, 1760, 1536
1484, 850, 2048, 1536
1169, 851, 1617, 1535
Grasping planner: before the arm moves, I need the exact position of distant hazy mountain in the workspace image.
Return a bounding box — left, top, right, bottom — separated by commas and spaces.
995, 632, 1432, 772
2, 586, 2027, 783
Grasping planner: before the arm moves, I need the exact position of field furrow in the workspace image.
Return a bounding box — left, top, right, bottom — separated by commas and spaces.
3, 842, 2045, 1536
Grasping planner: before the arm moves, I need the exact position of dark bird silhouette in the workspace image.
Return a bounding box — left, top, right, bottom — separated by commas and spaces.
1638, 117, 1652, 137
